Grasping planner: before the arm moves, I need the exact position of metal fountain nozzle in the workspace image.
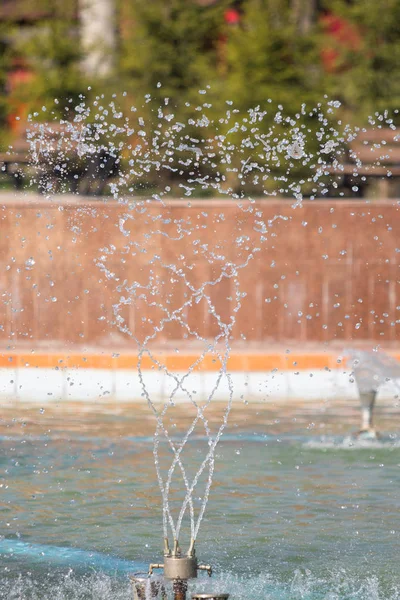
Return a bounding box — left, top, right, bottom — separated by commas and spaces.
198, 563, 212, 577
149, 538, 212, 580
149, 562, 165, 576
187, 538, 195, 558
147, 539, 222, 600
164, 537, 171, 556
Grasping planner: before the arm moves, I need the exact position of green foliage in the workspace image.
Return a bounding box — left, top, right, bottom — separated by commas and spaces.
118, 0, 227, 109
1, 0, 400, 168
212, 0, 328, 194
322, 0, 400, 118
224, 0, 324, 112
0, 23, 12, 132
116, 0, 231, 190
9, 0, 85, 118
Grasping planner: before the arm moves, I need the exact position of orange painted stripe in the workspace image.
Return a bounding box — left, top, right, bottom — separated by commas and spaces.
0, 354, 17, 367
246, 354, 286, 371
282, 354, 336, 371
65, 354, 114, 369
114, 355, 138, 370
0, 352, 359, 371
16, 354, 66, 368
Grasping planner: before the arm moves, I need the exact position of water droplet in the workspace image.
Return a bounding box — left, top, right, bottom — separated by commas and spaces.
288, 141, 304, 159
25, 258, 35, 270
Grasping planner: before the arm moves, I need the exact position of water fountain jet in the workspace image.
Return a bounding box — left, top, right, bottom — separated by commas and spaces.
348, 349, 400, 439
9, 94, 400, 599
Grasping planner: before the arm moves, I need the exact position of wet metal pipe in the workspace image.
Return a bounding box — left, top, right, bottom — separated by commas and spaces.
149, 557, 212, 580
130, 573, 166, 600
192, 595, 229, 600
173, 579, 188, 600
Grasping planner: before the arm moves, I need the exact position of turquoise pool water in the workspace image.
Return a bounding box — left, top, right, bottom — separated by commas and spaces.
1, 401, 400, 599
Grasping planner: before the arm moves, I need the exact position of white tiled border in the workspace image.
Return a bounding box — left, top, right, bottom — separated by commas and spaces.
2, 367, 400, 403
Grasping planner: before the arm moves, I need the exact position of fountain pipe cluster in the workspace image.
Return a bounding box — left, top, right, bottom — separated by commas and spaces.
148, 538, 212, 600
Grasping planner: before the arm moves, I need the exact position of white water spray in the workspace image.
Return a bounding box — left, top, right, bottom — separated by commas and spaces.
24, 91, 399, 550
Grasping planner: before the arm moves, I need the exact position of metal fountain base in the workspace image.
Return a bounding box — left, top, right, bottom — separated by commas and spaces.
131, 539, 227, 600
148, 554, 213, 600
150, 554, 212, 580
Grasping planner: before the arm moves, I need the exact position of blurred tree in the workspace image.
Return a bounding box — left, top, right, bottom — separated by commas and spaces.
0, 24, 11, 135
321, 0, 400, 119
223, 0, 323, 111
79, 0, 116, 78
9, 0, 86, 119
213, 0, 327, 196
116, 0, 231, 192
118, 0, 227, 109
290, 0, 316, 34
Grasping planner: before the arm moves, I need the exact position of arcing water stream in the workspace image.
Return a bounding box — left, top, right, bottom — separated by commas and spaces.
1, 92, 400, 598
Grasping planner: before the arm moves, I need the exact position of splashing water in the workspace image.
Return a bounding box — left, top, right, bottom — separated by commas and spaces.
22, 92, 400, 554
2, 568, 400, 600
347, 349, 400, 394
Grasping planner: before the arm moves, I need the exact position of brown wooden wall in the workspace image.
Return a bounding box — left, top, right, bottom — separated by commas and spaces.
1, 196, 399, 347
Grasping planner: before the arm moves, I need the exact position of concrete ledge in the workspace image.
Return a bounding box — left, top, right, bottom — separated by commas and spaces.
3, 368, 399, 403
1, 351, 399, 403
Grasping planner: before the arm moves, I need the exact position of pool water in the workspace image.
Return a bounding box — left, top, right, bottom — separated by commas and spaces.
1, 400, 400, 599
